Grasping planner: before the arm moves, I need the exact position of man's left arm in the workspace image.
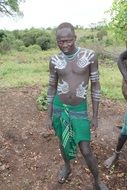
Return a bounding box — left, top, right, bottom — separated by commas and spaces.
90, 52, 101, 130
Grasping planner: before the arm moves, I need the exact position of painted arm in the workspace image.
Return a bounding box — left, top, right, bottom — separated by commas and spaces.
90, 52, 101, 130
117, 50, 127, 81
118, 50, 127, 100
47, 58, 58, 129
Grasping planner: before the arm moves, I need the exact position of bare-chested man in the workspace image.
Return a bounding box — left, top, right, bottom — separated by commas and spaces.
104, 50, 127, 169
47, 22, 108, 189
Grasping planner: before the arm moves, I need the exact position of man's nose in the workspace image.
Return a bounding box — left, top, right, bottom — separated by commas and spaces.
62, 41, 68, 47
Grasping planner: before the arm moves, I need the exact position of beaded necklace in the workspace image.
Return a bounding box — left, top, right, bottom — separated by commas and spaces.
63, 47, 80, 61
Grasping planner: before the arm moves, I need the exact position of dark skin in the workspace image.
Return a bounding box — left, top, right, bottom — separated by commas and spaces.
104, 50, 127, 169
48, 28, 99, 130
47, 23, 108, 190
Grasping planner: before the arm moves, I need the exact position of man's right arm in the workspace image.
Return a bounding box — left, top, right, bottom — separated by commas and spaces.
47, 59, 58, 129
118, 50, 127, 81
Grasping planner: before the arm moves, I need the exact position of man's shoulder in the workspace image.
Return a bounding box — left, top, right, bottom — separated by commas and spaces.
79, 48, 96, 61
50, 52, 63, 61
80, 47, 95, 55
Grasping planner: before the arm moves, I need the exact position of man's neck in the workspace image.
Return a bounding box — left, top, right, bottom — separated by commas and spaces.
63, 47, 80, 60
64, 47, 78, 55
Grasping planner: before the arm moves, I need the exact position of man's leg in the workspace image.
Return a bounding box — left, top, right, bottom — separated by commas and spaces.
58, 142, 71, 183
104, 134, 127, 168
116, 134, 127, 151
79, 141, 108, 190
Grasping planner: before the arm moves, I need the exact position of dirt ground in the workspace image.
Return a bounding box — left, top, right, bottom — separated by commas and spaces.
0, 85, 127, 190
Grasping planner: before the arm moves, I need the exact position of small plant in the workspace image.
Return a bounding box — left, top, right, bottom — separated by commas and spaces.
36, 88, 48, 111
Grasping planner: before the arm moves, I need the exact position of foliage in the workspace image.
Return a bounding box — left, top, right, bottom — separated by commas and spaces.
36, 88, 48, 111
21, 28, 43, 47
0, 30, 17, 53
12, 39, 24, 50
0, 49, 59, 88
36, 32, 56, 50
96, 29, 107, 41
100, 59, 123, 101
107, 0, 127, 43
0, 0, 24, 16
0, 28, 57, 52
0, 30, 7, 42
26, 44, 42, 52
19, 28, 56, 50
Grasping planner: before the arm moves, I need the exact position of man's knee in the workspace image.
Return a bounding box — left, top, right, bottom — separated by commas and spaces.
79, 141, 91, 156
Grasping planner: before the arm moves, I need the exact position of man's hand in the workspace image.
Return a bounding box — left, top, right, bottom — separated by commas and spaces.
91, 117, 98, 138
47, 117, 54, 132
91, 117, 98, 131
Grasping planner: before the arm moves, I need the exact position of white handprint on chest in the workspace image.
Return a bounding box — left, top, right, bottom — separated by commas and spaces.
77, 50, 94, 68
51, 55, 67, 70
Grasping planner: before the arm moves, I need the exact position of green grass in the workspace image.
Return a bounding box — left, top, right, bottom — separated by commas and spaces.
0, 49, 124, 102
99, 59, 123, 101
0, 61, 48, 87
0, 49, 58, 88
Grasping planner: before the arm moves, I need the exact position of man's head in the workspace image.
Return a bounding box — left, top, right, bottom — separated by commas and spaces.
56, 22, 76, 54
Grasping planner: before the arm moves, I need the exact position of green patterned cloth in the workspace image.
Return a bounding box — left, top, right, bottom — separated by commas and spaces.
52, 95, 91, 160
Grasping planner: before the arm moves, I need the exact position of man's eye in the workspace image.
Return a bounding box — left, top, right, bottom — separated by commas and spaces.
59, 43, 63, 45
57, 40, 73, 44
67, 40, 72, 43
58, 41, 62, 44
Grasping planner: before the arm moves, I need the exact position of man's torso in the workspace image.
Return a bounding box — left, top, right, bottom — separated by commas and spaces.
51, 47, 95, 105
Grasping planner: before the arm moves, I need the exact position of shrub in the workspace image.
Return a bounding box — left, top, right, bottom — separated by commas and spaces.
27, 45, 42, 52
36, 88, 48, 111
36, 32, 56, 50
13, 39, 24, 51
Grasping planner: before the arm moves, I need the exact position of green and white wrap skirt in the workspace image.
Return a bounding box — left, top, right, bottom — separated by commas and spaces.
52, 95, 91, 160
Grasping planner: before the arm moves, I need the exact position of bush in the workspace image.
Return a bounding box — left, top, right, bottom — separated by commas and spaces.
36, 32, 56, 50
27, 45, 42, 52
96, 30, 107, 41
104, 38, 114, 46
13, 39, 24, 51
22, 35, 35, 47
0, 38, 11, 53
36, 89, 48, 111
17, 45, 28, 52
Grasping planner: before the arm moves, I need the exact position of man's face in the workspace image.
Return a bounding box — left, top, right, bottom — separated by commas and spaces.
56, 28, 76, 54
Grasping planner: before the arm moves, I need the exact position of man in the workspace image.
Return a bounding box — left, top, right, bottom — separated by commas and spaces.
47, 22, 108, 189
104, 49, 127, 169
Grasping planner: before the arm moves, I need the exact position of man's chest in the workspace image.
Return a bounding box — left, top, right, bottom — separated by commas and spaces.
52, 57, 91, 76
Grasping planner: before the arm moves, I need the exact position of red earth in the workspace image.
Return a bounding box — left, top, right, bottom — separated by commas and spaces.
0, 85, 127, 190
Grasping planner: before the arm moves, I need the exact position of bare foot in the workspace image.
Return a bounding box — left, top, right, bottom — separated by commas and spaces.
58, 165, 71, 184
104, 153, 119, 169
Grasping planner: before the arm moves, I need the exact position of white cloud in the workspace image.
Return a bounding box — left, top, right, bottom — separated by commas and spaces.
0, 0, 113, 30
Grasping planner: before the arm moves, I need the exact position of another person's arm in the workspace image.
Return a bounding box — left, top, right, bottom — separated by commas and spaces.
47, 58, 58, 129
118, 50, 127, 81
118, 50, 127, 100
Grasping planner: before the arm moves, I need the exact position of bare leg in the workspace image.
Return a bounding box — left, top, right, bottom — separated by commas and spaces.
116, 134, 127, 151
104, 134, 127, 169
58, 142, 71, 183
79, 141, 108, 190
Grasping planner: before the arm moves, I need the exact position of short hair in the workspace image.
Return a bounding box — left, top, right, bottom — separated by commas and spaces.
56, 22, 75, 36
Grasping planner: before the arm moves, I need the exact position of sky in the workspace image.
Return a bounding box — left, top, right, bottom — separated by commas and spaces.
0, 0, 113, 31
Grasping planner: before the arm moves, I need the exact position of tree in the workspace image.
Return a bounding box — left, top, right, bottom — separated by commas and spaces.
107, 0, 127, 46
0, 0, 24, 16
